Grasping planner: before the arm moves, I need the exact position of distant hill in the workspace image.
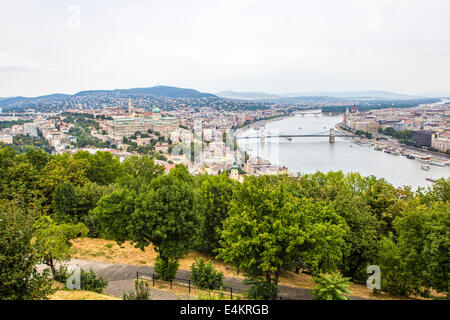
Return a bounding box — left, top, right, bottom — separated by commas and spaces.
419, 92, 450, 98
75, 86, 217, 99
281, 90, 423, 100
216, 90, 425, 102
0, 86, 217, 109
215, 90, 280, 100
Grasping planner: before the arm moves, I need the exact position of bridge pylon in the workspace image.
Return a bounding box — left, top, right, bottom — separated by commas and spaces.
260, 128, 266, 144
329, 128, 335, 143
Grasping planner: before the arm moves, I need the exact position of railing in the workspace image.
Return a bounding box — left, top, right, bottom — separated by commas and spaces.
136, 271, 247, 300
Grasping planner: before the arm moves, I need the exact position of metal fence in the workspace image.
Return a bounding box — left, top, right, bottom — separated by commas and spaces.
136, 271, 247, 300
136, 271, 295, 300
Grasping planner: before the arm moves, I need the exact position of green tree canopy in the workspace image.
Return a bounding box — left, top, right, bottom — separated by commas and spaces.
0, 200, 53, 300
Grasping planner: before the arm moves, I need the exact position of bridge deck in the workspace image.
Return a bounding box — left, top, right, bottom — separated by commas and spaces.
237, 134, 355, 139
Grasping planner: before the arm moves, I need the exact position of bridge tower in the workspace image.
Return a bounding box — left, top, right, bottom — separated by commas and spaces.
329, 128, 335, 143
260, 128, 266, 143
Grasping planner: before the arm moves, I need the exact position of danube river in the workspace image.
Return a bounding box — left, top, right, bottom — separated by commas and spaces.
238, 112, 450, 190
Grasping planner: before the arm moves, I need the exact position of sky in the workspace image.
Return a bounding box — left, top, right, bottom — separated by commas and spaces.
0, 0, 450, 97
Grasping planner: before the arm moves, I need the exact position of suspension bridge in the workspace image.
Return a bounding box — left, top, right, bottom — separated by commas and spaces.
236, 128, 356, 143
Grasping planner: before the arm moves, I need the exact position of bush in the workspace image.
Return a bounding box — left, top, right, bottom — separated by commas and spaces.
312, 272, 352, 300
123, 280, 151, 300
243, 277, 278, 300
80, 269, 108, 293
154, 256, 179, 282
190, 258, 224, 290
54, 264, 70, 284
197, 291, 227, 300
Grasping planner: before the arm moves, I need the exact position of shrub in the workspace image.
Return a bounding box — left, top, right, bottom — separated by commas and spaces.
80, 269, 108, 293
312, 272, 352, 300
53, 264, 70, 284
123, 280, 151, 300
197, 291, 226, 300
154, 256, 179, 282
243, 277, 278, 300
190, 258, 224, 290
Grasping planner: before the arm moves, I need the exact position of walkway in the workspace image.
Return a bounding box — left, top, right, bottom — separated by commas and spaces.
64, 259, 367, 300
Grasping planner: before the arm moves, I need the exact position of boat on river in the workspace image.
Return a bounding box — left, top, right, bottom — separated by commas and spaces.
426, 177, 437, 183
430, 161, 446, 167
421, 165, 431, 171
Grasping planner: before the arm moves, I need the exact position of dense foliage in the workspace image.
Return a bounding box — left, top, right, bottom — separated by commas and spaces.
0, 145, 448, 300
0, 201, 54, 300
190, 258, 224, 290
79, 269, 108, 293
312, 272, 352, 300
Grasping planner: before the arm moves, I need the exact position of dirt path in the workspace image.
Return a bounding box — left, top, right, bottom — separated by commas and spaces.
66, 259, 367, 300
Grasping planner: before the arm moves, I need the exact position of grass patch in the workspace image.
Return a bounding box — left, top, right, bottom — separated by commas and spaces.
49, 290, 120, 300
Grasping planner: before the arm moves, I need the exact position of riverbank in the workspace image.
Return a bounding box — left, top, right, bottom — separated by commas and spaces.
234, 112, 299, 163
237, 113, 449, 189
336, 122, 450, 166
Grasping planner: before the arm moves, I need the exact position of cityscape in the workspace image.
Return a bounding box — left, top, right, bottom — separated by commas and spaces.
1, 90, 449, 182
0, 0, 449, 312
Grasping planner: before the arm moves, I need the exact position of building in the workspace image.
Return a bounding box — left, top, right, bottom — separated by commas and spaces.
101, 106, 178, 139
411, 130, 435, 147
433, 134, 450, 152
0, 134, 13, 144
24, 123, 38, 137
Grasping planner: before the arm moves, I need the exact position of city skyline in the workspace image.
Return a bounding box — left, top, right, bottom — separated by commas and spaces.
1, 0, 450, 97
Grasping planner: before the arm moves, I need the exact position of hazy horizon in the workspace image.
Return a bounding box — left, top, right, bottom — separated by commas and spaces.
1, 0, 449, 97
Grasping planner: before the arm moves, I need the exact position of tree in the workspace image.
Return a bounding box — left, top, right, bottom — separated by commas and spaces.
393, 202, 449, 297
118, 156, 165, 192
24, 147, 50, 170
0, 200, 53, 300
333, 194, 380, 281
420, 177, 450, 204
196, 174, 235, 254
92, 188, 136, 243
33, 216, 89, 277
75, 181, 116, 236
217, 175, 348, 299
74, 151, 122, 185
38, 153, 88, 209
131, 165, 203, 281
53, 182, 78, 223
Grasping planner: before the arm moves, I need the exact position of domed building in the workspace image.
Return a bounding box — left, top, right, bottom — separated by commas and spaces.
152, 106, 161, 121
101, 106, 178, 142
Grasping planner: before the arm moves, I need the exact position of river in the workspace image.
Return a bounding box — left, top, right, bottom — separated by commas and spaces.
237, 112, 450, 190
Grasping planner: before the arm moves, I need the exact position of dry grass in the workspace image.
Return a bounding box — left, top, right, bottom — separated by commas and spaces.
50, 290, 120, 300
71, 238, 241, 278
71, 238, 417, 300
49, 280, 120, 300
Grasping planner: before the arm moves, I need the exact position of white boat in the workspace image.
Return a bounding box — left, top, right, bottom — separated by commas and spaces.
426, 177, 437, 183
421, 165, 431, 171
430, 161, 446, 167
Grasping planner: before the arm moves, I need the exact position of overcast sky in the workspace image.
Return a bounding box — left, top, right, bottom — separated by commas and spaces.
0, 0, 449, 97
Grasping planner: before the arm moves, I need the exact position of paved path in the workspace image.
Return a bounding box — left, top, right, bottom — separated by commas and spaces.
64, 259, 366, 300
